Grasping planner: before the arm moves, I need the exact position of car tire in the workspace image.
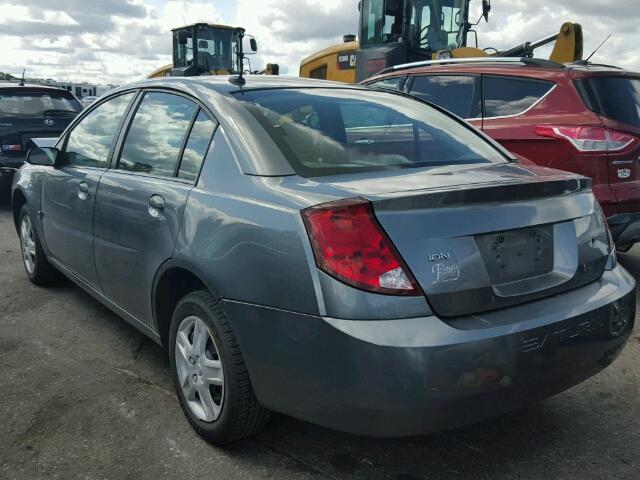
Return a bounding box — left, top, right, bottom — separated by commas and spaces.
169, 289, 270, 444
18, 204, 59, 286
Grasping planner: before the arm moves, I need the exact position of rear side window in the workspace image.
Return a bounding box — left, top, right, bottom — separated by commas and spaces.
234, 88, 506, 177
483, 76, 554, 118
580, 77, 640, 128
178, 110, 216, 182
64, 92, 136, 168
409, 75, 481, 119
118, 92, 197, 177
0, 89, 81, 116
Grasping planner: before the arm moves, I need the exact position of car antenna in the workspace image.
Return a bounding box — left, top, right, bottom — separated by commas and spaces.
585, 34, 612, 63
19, 69, 25, 86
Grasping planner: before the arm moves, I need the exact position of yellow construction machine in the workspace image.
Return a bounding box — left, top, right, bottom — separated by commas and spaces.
300, 0, 583, 83
149, 23, 260, 78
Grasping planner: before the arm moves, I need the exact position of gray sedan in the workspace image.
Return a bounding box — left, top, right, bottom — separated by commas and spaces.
11, 76, 635, 444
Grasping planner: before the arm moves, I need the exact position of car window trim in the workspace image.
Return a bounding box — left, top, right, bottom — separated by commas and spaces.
173, 106, 201, 177
475, 74, 557, 121
59, 89, 142, 170
174, 108, 219, 183
405, 73, 483, 120
364, 75, 408, 92
111, 88, 219, 181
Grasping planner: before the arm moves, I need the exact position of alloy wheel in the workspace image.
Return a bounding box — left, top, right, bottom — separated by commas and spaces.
175, 315, 225, 422
20, 215, 36, 275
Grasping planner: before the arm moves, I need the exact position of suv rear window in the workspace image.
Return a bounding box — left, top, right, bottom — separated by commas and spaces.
233, 88, 506, 177
483, 76, 554, 118
577, 76, 640, 128
0, 89, 81, 116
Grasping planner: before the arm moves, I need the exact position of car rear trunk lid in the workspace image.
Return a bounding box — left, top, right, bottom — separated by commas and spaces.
322, 163, 610, 317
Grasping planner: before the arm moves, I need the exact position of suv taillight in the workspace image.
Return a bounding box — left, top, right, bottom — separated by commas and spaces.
534, 126, 636, 153
302, 198, 420, 296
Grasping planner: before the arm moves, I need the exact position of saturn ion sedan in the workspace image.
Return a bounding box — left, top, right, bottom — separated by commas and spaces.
11, 76, 635, 444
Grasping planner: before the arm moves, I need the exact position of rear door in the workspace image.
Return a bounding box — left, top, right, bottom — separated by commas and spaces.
41, 91, 136, 285
405, 74, 482, 128
480, 75, 556, 159
94, 91, 217, 325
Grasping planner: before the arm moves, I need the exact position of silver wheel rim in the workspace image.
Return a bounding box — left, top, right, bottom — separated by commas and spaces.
175, 315, 224, 422
20, 215, 36, 275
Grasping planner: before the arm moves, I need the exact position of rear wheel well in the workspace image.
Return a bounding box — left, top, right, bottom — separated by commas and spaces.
12, 189, 27, 230
154, 267, 207, 348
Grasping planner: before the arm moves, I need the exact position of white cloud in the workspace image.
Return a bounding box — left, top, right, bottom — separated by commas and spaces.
0, 0, 638, 85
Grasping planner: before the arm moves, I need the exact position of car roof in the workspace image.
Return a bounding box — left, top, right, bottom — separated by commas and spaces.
366, 58, 639, 82
122, 75, 366, 95
0, 82, 76, 93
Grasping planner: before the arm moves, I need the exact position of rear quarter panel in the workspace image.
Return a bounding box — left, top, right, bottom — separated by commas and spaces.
171, 128, 322, 316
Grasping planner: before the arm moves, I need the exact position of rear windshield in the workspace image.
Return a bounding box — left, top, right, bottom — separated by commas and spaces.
0, 89, 82, 117
233, 88, 506, 177
578, 77, 640, 128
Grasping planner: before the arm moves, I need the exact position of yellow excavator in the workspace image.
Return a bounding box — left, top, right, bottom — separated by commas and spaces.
300, 0, 583, 83
149, 23, 271, 78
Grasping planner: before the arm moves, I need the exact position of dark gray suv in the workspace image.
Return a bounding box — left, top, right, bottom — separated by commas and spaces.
12, 76, 635, 444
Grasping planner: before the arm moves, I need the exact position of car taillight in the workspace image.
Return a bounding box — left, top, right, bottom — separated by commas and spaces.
302, 198, 420, 296
534, 126, 636, 153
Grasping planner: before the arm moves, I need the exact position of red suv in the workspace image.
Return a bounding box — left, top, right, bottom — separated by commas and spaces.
365, 58, 640, 251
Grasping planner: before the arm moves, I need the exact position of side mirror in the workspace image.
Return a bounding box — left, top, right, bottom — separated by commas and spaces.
177, 30, 189, 45
250, 38, 258, 52
26, 147, 59, 167
482, 0, 491, 22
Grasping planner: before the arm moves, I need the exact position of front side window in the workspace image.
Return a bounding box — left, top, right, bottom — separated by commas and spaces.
178, 110, 217, 182
194, 26, 238, 72
411, 0, 468, 51
367, 76, 404, 91
361, 0, 468, 51
409, 75, 481, 118
234, 88, 506, 177
118, 92, 197, 177
64, 92, 136, 168
173, 31, 194, 67
483, 76, 554, 118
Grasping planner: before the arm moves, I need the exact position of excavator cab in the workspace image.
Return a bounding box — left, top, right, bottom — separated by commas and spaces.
356, 0, 489, 80
170, 23, 256, 77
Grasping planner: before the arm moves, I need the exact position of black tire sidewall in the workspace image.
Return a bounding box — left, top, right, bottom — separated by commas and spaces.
168, 293, 239, 440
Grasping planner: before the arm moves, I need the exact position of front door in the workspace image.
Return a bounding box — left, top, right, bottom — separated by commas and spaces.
41, 92, 137, 285
93, 91, 216, 325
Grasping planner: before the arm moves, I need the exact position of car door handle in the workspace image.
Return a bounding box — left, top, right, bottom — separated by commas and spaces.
78, 182, 90, 201
148, 194, 165, 218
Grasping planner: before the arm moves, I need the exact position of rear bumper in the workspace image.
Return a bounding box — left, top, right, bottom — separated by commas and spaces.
608, 213, 640, 251
223, 266, 635, 437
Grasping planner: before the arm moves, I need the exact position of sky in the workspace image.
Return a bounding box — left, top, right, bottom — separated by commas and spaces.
0, 0, 638, 85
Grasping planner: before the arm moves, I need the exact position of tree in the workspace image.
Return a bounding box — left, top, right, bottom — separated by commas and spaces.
0, 72, 16, 80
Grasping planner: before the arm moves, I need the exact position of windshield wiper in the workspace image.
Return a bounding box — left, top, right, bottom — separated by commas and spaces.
43, 109, 78, 116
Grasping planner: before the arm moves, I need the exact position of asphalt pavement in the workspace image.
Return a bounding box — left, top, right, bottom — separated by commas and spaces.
0, 200, 638, 480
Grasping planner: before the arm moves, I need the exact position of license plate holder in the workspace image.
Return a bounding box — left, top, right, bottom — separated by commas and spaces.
476, 225, 555, 285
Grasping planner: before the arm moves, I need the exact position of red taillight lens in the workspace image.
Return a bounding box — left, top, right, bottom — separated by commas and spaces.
535, 125, 636, 153
302, 198, 420, 296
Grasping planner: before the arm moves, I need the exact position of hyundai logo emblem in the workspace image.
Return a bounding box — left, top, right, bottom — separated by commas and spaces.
44, 119, 55, 126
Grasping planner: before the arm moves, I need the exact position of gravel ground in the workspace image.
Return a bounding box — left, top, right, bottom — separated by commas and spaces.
0, 201, 638, 480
